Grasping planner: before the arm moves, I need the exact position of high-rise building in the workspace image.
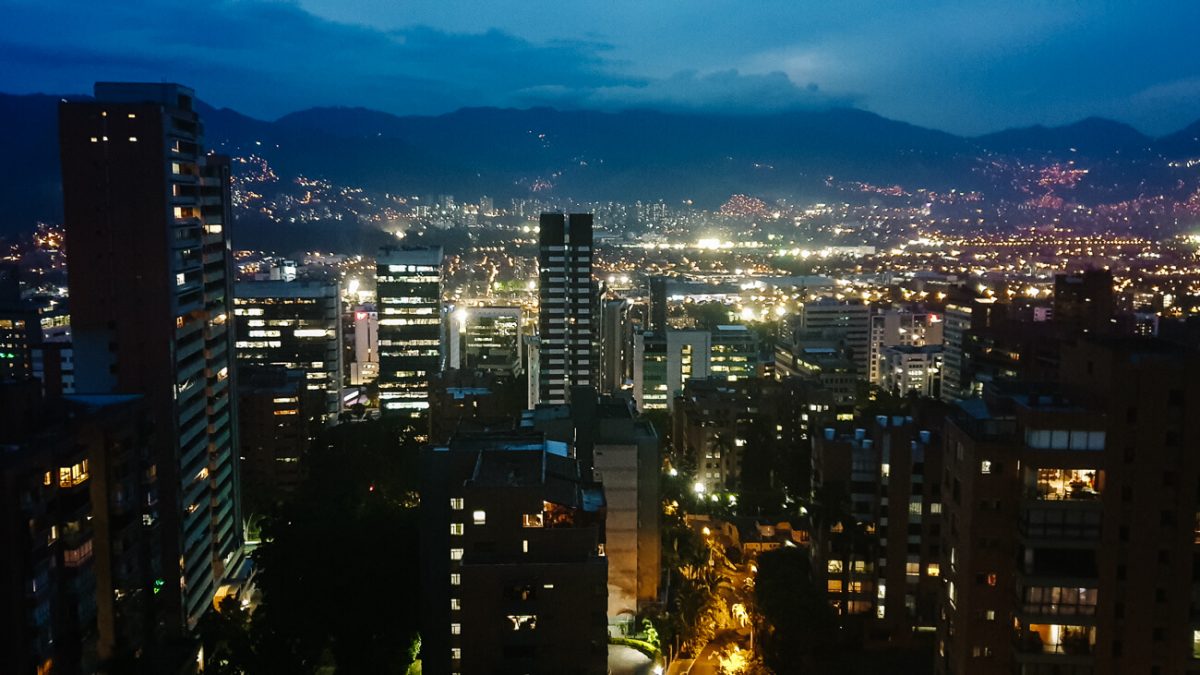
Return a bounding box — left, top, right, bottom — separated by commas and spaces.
376, 246, 444, 418
59, 83, 242, 631
449, 306, 523, 377
347, 303, 379, 386
420, 431, 608, 675
233, 279, 342, 423
0, 385, 156, 673
941, 296, 993, 403
882, 344, 944, 398
235, 366, 314, 513
538, 213, 595, 404
711, 324, 758, 381
527, 394, 661, 618
936, 337, 1200, 675
1053, 269, 1115, 335
599, 298, 634, 394
800, 299, 871, 377
868, 307, 944, 384
632, 329, 710, 411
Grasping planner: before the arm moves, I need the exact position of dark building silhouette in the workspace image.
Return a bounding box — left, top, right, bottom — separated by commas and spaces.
0, 384, 156, 674
937, 337, 1200, 674
419, 431, 608, 675
1053, 269, 1115, 335
59, 83, 242, 632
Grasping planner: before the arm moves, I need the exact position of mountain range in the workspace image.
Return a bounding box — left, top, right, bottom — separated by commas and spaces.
1, 91, 1198, 238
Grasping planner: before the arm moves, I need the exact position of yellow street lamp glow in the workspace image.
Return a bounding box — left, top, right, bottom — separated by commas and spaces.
693, 481, 706, 494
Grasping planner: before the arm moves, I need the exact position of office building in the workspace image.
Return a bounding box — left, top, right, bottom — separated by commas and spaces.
633, 329, 710, 411
234, 279, 342, 423
236, 366, 313, 513
376, 246, 444, 418
538, 213, 595, 404
936, 337, 1200, 675
449, 306, 523, 377
59, 82, 241, 631
711, 324, 758, 381
347, 303, 379, 386
800, 299, 871, 377
420, 431, 608, 675
882, 344, 944, 399
869, 307, 944, 384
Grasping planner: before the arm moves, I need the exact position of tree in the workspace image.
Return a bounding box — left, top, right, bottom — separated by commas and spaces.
204, 417, 425, 674
752, 546, 836, 674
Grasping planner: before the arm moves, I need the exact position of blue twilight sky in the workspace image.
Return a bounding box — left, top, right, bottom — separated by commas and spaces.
2, 0, 1199, 135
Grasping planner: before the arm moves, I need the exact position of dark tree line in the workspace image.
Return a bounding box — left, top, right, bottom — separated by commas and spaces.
199, 418, 423, 674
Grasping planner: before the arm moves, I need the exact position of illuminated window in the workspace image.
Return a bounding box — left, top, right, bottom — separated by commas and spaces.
450, 548, 463, 561
450, 623, 461, 635
472, 510, 486, 525
450, 598, 461, 610
827, 560, 843, 573
450, 498, 464, 510
827, 580, 843, 593
980, 460, 992, 474
906, 562, 920, 577
927, 564, 941, 577
450, 523, 464, 536
522, 513, 544, 528
506, 614, 537, 631
450, 647, 461, 659
450, 573, 460, 586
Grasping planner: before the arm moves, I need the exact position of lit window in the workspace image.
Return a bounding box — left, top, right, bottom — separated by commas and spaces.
128, 136, 138, 142
450, 548, 463, 561
930, 503, 943, 514
450, 573, 460, 586
522, 513, 544, 528
906, 562, 920, 577
450, 647, 461, 659
450, 523, 463, 536
506, 614, 537, 631
980, 460, 992, 474
927, 564, 941, 577
472, 510, 486, 525
450, 598, 461, 610
450, 497, 464, 510
450, 623, 461, 635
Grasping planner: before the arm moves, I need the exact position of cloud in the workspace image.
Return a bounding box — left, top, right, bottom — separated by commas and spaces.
0, 0, 639, 117
518, 69, 854, 113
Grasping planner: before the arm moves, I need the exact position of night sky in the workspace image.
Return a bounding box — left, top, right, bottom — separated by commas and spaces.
3, 0, 1199, 134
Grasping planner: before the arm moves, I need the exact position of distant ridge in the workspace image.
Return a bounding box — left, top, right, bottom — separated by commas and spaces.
0, 90, 1197, 238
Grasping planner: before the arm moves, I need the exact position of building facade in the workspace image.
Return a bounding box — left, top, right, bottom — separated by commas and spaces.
376, 246, 444, 418
59, 82, 241, 631
537, 213, 596, 404
233, 279, 342, 423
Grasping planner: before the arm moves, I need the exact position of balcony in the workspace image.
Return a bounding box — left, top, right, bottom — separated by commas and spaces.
1025, 468, 1103, 502
1015, 623, 1095, 664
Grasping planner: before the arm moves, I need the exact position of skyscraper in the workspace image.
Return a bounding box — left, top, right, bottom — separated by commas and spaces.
538, 213, 596, 404
376, 246, 444, 418
59, 83, 242, 631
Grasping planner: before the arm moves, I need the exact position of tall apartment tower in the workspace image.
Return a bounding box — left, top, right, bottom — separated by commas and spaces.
58, 83, 242, 631
376, 246, 444, 419
538, 213, 595, 404
936, 337, 1200, 675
